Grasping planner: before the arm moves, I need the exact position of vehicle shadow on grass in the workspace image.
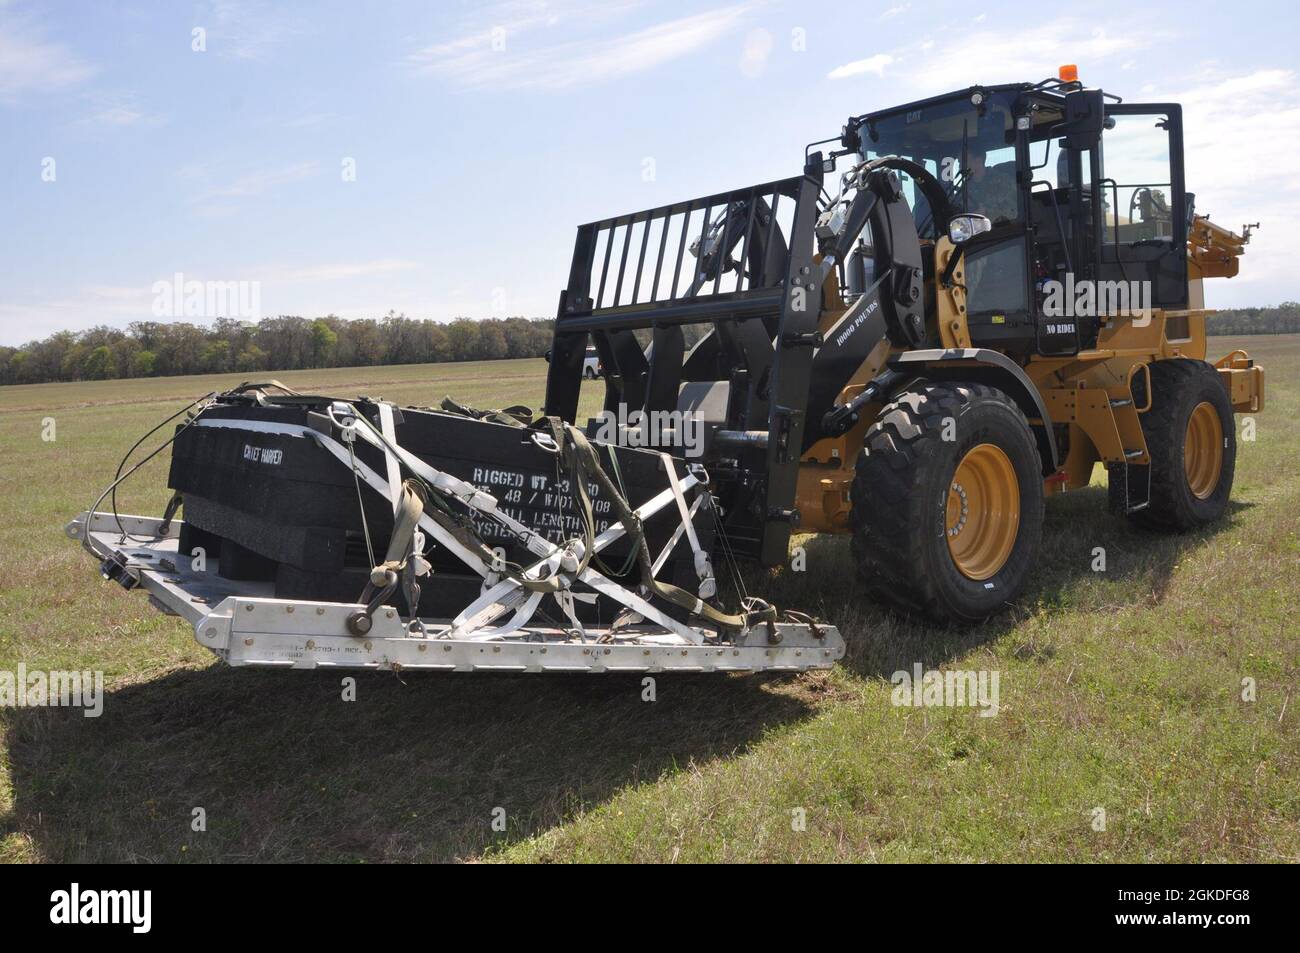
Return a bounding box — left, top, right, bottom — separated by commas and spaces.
2, 662, 814, 863
757, 487, 1250, 680
2, 491, 1247, 863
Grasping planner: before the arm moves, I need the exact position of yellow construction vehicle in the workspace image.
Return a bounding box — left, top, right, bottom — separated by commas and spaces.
545, 66, 1264, 622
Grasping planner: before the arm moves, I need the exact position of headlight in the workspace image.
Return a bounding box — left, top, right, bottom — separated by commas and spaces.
949, 213, 992, 244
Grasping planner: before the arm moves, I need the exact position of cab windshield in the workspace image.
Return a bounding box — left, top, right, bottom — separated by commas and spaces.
860, 91, 1019, 237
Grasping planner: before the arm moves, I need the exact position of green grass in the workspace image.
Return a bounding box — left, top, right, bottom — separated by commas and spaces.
1, 339, 1296, 863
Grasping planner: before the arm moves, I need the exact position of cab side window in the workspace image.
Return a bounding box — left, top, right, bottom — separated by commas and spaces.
1096, 106, 1187, 308
1100, 113, 1177, 243
965, 238, 1028, 318
958, 144, 1019, 225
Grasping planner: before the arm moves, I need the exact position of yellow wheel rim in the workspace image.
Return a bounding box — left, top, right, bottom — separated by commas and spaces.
1184, 401, 1223, 499
946, 443, 1020, 580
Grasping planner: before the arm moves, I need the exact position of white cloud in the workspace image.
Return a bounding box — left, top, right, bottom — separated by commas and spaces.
178, 161, 321, 219
205, 0, 300, 60
206, 161, 320, 199
827, 53, 894, 80
72, 93, 163, 129
1146, 67, 1300, 303
409, 0, 642, 63
259, 260, 421, 283
84, 103, 143, 125
85, 284, 154, 302
283, 112, 344, 129
885, 21, 1151, 95
174, 160, 215, 182
411, 3, 752, 91
0, 261, 427, 344
881, 3, 911, 19
0, 11, 95, 103
0, 286, 155, 345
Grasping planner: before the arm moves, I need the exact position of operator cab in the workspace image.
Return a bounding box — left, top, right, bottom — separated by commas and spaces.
845, 71, 1190, 357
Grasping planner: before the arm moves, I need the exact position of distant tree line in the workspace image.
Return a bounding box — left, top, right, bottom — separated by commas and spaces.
0, 313, 557, 385
1, 303, 1295, 387
1206, 302, 1300, 335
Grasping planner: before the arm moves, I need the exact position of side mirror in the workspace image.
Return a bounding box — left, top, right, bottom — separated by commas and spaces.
949, 213, 992, 244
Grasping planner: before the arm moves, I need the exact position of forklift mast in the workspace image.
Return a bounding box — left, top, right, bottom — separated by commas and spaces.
543, 146, 946, 564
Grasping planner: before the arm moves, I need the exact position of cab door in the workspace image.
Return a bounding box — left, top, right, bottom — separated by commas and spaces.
1093, 103, 1188, 309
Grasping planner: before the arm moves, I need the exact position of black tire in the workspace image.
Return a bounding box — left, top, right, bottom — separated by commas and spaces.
851, 381, 1044, 624
1108, 359, 1235, 531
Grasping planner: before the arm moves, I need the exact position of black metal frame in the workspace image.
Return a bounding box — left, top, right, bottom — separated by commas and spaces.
544, 143, 948, 564
545, 157, 826, 564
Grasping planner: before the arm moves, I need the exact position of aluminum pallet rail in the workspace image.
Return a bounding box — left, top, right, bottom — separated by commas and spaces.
68, 511, 845, 675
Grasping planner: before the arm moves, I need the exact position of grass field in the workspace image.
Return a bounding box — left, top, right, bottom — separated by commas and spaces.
1, 335, 1296, 863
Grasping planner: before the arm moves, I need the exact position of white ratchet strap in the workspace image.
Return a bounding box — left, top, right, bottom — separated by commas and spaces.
663, 456, 702, 555
376, 402, 430, 577
555, 590, 586, 640
662, 455, 716, 598
376, 402, 403, 518
652, 495, 703, 576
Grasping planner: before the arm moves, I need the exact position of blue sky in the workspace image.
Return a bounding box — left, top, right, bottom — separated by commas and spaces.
3, 0, 1297, 345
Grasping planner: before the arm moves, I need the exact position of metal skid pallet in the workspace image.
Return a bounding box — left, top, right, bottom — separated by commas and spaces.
69, 511, 844, 675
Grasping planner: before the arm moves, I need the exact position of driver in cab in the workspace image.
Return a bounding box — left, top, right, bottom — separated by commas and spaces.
957, 146, 1020, 313
964, 148, 1018, 225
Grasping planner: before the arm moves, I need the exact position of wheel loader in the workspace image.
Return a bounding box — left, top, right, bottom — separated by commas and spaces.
70, 68, 1263, 674
544, 67, 1264, 624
